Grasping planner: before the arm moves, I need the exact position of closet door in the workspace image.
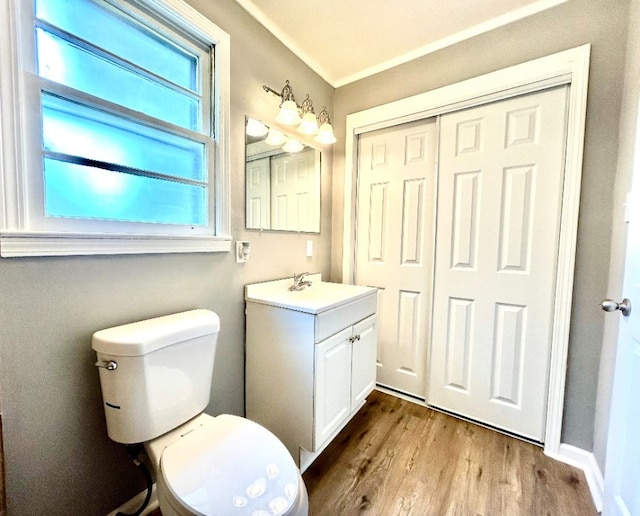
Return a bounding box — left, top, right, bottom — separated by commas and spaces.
428, 86, 568, 441
245, 157, 270, 230
270, 148, 319, 231
355, 119, 437, 398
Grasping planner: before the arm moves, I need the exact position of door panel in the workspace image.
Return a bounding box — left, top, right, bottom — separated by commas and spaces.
603, 187, 640, 512
270, 148, 319, 231
245, 158, 270, 229
429, 86, 569, 441
351, 315, 378, 408
314, 327, 351, 450
355, 119, 437, 398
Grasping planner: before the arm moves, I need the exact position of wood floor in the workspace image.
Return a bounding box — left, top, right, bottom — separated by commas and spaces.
149, 390, 597, 516
302, 390, 598, 516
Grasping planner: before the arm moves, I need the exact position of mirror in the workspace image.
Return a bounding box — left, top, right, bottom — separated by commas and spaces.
245, 117, 321, 232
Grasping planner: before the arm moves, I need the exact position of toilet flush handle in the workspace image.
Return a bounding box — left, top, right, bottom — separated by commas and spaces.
95, 360, 118, 371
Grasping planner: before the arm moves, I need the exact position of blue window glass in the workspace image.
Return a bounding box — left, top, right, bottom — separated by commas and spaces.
44, 159, 207, 225
36, 29, 200, 131
31, 0, 213, 230
35, 0, 198, 92
42, 93, 205, 182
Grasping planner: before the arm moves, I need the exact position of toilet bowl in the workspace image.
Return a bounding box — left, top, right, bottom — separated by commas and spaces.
91, 309, 309, 516
146, 413, 308, 516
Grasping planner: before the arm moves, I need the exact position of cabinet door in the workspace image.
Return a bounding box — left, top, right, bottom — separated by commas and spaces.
314, 327, 352, 450
351, 315, 378, 408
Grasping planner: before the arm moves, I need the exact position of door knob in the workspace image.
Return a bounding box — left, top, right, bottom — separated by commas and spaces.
600, 298, 632, 317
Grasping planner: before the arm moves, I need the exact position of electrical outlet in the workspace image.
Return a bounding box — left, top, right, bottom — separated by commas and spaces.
236, 241, 251, 263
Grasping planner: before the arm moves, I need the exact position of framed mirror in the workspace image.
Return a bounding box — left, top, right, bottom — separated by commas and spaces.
245, 117, 321, 233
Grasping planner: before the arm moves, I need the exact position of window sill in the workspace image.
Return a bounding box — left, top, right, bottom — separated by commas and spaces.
0, 231, 232, 257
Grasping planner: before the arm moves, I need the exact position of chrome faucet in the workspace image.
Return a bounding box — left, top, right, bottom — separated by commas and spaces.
289, 272, 312, 291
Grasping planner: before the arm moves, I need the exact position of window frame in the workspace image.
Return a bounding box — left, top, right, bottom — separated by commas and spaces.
0, 0, 231, 257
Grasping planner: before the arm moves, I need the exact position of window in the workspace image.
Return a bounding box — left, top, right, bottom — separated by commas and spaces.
0, 0, 231, 256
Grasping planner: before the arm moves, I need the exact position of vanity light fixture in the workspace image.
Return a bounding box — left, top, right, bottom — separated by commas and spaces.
282, 138, 304, 153
262, 80, 336, 144
297, 95, 319, 135
315, 107, 337, 145
245, 117, 268, 137
265, 128, 287, 146
272, 80, 302, 126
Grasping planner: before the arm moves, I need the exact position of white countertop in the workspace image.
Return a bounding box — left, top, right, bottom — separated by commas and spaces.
245, 274, 377, 314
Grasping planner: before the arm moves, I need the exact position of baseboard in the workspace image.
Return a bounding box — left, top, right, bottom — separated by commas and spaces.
547, 444, 604, 513
107, 484, 159, 516
374, 385, 426, 406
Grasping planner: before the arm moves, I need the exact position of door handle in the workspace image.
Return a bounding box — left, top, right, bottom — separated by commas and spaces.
600, 298, 632, 317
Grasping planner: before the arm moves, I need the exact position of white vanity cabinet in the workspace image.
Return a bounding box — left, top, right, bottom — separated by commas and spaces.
314, 314, 377, 449
245, 275, 378, 472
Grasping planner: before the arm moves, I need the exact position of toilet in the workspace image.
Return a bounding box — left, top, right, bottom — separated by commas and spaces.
92, 309, 308, 516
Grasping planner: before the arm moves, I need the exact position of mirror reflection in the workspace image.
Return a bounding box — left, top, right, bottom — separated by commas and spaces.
245, 117, 321, 233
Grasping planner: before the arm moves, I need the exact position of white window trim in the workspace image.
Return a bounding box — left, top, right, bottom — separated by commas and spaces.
0, 0, 232, 257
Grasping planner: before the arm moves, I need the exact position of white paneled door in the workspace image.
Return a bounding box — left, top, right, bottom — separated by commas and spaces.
429, 86, 569, 441
245, 157, 270, 229
602, 158, 640, 514
355, 119, 437, 398
270, 148, 319, 231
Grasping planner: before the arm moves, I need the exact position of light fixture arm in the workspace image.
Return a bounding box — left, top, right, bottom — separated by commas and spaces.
262, 80, 297, 106
262, 84, 280, 97
317, 106, 332, 125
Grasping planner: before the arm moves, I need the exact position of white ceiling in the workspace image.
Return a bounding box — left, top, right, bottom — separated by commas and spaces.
235, 0, 568, 87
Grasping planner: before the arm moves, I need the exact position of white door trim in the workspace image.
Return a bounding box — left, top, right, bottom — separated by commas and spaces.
342, 44, 591, 457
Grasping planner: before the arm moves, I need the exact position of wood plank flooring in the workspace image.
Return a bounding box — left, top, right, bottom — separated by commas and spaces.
302, 390, 597, 516
149, 390, 597, 515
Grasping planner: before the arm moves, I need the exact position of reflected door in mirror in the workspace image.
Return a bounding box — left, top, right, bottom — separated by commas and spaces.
245, 117, 321, 233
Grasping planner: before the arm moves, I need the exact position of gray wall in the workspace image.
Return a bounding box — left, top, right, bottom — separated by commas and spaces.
0, 0, 334, 514
330, 0, 630, 454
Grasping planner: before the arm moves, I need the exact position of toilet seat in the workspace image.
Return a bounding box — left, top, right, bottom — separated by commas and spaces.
159, 414, 300, 515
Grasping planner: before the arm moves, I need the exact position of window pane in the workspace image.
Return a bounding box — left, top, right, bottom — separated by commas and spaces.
42, 93, 206, 182
37, 29, 199, 131
35, 0, 198, 91
44, 159, 207, 225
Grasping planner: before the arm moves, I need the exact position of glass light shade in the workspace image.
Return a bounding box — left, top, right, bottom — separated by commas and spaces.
297, 112, 319, 134
314, 123, 337, 144
245, 117, 268, 137
282, 138, 304, 153
275, 100, 301, 125
265, 128, 287, 146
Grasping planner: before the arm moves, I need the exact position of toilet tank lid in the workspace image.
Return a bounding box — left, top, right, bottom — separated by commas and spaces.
92, 309, 220, 357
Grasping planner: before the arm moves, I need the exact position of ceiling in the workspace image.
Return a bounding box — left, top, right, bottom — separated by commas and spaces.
234, 0, 568, 87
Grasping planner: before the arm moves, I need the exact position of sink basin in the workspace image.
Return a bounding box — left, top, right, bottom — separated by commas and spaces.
245, 274, 377, 314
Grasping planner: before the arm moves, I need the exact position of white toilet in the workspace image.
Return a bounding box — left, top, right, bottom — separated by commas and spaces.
92, 309, 308, 516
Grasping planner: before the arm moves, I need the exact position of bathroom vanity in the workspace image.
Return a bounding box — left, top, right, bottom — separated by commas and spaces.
245, 274, 378, 472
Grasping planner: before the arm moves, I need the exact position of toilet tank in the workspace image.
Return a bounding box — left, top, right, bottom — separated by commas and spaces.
92, 309, 220, 444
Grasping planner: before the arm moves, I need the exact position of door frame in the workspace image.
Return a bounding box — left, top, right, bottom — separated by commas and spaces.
341, 45, 591, 458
